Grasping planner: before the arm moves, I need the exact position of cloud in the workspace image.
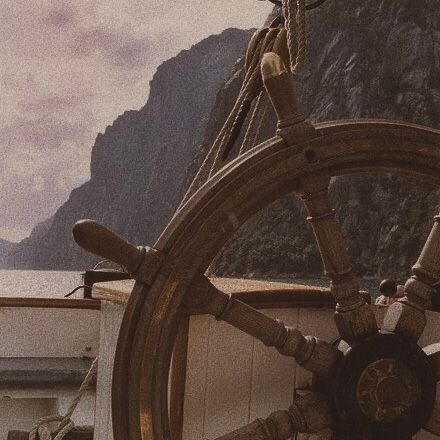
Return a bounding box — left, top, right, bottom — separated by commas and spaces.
69, 27, 151, 69
19, 94, 84, 115
1, 114, 93, 152
44, 3, 78, 28
0, 0, 272, 241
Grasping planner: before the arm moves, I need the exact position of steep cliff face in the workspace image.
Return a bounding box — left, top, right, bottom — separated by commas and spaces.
8, 1, 440, 279
0, 239, 15, 268
7, 28, 253, 269
207, 0, 440, 281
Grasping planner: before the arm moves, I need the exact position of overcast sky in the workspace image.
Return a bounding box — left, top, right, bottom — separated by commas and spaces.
0, 0, 272, 242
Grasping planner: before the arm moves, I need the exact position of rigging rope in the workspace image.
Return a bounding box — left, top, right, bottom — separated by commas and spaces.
282, 0, 306, 73
179, 31, 270, 206
239, 91, 269, 155
28, 358, 98, 440
179, 0, 306, 209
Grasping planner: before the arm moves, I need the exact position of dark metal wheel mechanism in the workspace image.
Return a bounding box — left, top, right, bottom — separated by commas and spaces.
73, 53, 440, 440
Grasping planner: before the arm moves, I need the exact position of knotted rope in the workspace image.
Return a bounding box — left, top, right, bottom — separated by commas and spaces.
29, 358, 98, 440
282, 0, 306, 73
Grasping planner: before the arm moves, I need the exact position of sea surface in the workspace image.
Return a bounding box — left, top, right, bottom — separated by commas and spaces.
0, 269, 381, 300
0, 270, 84, 298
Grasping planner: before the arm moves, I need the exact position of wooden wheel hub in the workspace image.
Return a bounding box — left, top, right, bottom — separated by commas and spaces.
357, 358, 418, 421
333, 333, 436, 439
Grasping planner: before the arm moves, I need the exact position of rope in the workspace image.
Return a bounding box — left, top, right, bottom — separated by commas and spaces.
239, 91, 269, 154
179, 0, 307, 207
209, 27, 280, 176
282, 0, 306, 73
178, 30, 271, 207
208, 64, 263, 176
29, 358, 98, 440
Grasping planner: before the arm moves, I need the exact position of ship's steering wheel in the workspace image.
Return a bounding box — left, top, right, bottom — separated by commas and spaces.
73, 53, 440, 440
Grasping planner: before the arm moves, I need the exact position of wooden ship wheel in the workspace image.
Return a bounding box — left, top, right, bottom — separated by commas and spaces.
72, 6, 440, 440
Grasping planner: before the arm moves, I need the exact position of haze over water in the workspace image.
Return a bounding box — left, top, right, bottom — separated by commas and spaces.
0, 270, 83, 298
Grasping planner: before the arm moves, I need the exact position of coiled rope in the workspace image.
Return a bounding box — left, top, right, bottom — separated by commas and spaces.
28, 358, 98, 440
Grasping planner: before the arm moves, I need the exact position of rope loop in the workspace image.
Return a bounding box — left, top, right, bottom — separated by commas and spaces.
28, 358, 98, 440
29, 416, 65, 440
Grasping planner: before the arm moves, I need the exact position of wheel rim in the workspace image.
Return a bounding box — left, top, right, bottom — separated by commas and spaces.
112, 119, 440, 440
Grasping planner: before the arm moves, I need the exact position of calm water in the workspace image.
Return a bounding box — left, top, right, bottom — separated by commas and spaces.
0, 270, 84, 298
0, 269, 381, 300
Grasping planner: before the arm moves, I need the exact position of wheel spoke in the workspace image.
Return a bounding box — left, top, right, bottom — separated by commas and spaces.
298, 171, 377, 342
424, 343, 440, 381
184, 273, 340, 377
383, 214, 440, 341
212, 392, 332, 440
425, 400, 440, 435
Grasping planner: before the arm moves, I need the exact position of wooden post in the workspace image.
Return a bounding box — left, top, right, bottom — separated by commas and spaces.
298, 172, 378, 341
383, 215, 440, 341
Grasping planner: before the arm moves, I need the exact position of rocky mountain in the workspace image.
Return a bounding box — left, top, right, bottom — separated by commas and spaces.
212, 0, 440, 281
6, 28, 254, 269
7, 0, 440, 283
0, 238, 15, 268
